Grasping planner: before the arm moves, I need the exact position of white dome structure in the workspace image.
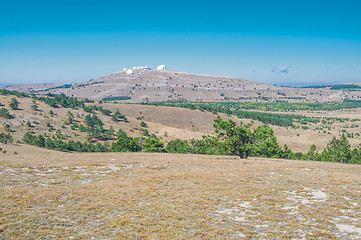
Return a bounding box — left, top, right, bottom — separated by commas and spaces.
144, 66, 150, 70
157, 64, 166, 70
126, 69, 134, 75
123, 68, 127, 71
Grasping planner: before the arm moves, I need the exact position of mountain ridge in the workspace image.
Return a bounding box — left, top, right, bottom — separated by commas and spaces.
4, 69, 361, 103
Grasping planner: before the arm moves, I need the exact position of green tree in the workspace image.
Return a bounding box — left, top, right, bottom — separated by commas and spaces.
0, 133, 13, 144
305, 144, 320, 161
321, 135, 351, 163
111, 114, 118, 122
4, 124, 11, 132
105, 126, 115, 139
70, 123, 78, 130
65, 111, 74, 124
101, 108, 112, 116
84, 114, 103, 127
111, 129, 141, 152
141, 137, 164, 152
87, 125, 105, 140
350, 146, 361, 164
79, 124, 86, 132
166, 139, 190, 153
0, 108, 11, 119
142, 129, 149, 136
281, 145, 293, 159
140, 121, 147, 128
9, 98, 19, 110
31, 104, 38, 111
249, 125, 282, 158
213, 116, 253, 158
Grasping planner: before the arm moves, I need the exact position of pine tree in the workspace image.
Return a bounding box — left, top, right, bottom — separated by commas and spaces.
9, 98, 19, 110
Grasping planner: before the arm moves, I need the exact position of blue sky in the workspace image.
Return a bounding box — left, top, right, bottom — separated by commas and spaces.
0, 0, 360, 86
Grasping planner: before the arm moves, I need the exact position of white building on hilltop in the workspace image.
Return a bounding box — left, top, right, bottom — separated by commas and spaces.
157, 64, 166, 70
126, 69, 134, 75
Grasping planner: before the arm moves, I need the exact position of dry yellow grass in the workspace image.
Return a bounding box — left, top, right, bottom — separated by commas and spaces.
1, 144, 361, 239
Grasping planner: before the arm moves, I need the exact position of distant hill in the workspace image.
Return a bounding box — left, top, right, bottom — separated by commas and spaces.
4, 69, 361, 102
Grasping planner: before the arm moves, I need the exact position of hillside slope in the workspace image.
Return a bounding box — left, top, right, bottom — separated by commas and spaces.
6, 69, 361, 102
2, 93, 361, 154
1, 147, 361, 239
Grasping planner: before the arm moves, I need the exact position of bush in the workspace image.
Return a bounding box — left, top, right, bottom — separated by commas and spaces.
0, 133, 13, 144
31, 104, 38, 111
0, 108, 11, 119
140, 121, 147, 128
4, 124, 11, 132
142, 129, 149, 136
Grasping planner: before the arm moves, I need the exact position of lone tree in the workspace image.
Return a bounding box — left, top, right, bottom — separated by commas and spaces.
4, 124, 11, 132
31, 104, 38, 111
9, 98, 19, 110
140, 121, 147, 128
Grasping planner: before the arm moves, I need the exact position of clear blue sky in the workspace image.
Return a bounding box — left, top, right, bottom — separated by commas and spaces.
1, 0, 360, 86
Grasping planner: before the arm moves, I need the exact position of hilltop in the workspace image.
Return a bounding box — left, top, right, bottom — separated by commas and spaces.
5, 69, 361, 102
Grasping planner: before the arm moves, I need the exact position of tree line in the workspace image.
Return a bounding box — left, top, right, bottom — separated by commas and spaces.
142, 100, 361, 113
23, 128, 164, 153
21, 116, 361, 164
141, 101, 321, 127
166, 117, 361, 164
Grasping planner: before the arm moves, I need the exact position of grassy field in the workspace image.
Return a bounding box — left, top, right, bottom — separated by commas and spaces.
1, 144, 361, 239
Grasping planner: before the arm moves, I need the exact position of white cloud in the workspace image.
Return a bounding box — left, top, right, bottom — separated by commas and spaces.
272, 64, 291, 73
